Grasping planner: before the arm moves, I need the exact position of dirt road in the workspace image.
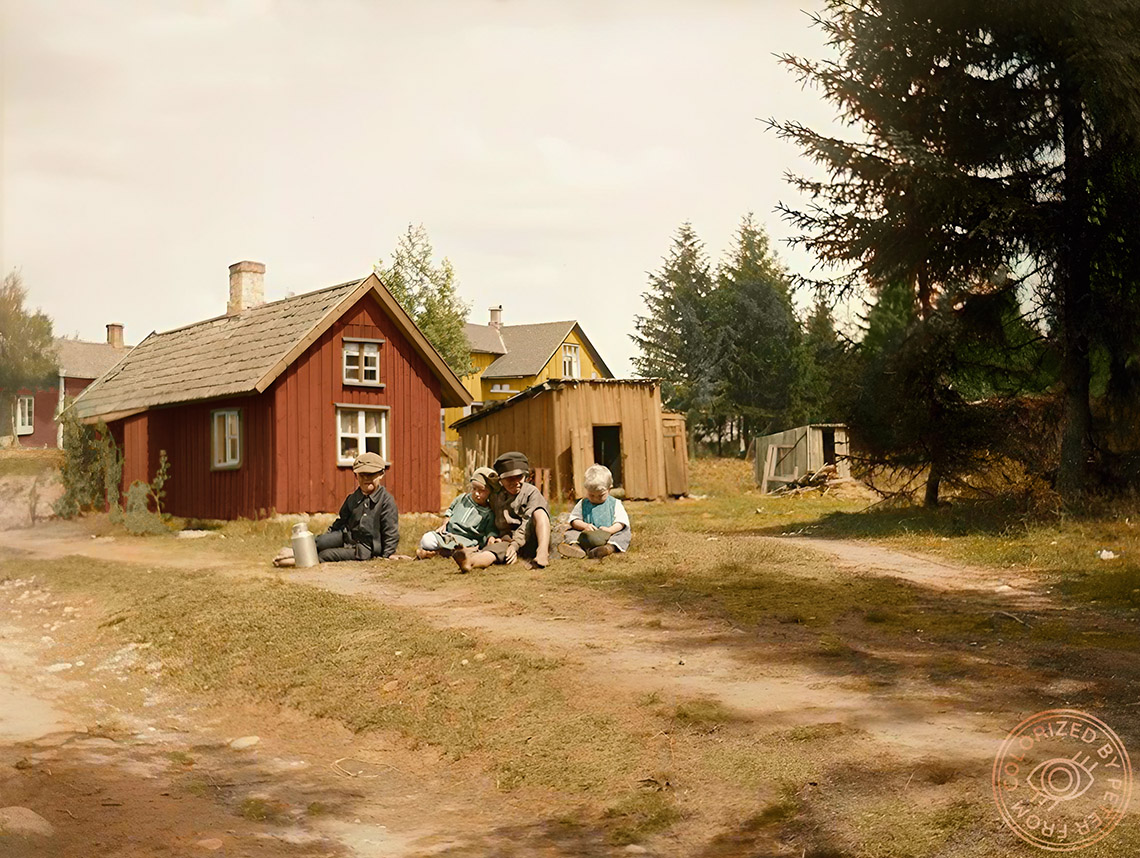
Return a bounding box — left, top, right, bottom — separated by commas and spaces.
0, 522, 1114, 856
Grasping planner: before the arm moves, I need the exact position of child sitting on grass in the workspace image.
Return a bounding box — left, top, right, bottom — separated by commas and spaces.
416, 467, 498, 559
453, 451, 552, 572
558, 464, 630, 560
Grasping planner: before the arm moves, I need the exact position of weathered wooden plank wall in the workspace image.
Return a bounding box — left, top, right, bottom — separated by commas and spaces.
458, 381, 670, 502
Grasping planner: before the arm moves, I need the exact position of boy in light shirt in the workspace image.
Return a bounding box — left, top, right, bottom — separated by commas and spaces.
558, 463, 630, 559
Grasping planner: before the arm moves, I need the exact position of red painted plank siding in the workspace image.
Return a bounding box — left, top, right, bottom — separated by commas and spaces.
271, 293, 442, 514
119, 413, 150, 505
9, 377, 99, 448
143, 395, 275, 520
14, 387, 59, 447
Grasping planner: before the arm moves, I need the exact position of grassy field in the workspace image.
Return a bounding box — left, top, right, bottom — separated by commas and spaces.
0, 447, 61, 478
8, 457, 1140, 855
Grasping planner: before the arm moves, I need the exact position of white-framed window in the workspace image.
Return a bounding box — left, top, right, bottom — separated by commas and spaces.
343, 339, 383, 386
15, 396, 34, 435
211, 409, 241, 469
489, 383, 517, 394
562, 343, 580, 378
337, 406, 388, 466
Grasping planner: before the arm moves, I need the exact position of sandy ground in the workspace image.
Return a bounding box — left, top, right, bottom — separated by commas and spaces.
0, 519, 1121, 856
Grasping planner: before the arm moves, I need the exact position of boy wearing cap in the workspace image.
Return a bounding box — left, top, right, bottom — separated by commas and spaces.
454, 451, 551, 571
316, 452, 400, 562
416, 467, 498, 559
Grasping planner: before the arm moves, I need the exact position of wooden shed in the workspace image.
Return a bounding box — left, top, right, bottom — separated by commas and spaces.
754, 423, 850, 493
68, 263, 471, 518
452, 379, 688, 501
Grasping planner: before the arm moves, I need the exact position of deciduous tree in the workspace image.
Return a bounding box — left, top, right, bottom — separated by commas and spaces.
0, 270, 56, 442
375, 225, 473, 377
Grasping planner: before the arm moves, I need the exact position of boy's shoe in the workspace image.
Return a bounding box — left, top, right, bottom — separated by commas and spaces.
586, 544, 617, 560
558, 542, 587, 559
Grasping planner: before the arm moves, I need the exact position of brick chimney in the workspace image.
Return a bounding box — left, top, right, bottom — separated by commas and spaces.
489, 305, 503, 328
228, 261, 266, 316
106, 323, 125, 349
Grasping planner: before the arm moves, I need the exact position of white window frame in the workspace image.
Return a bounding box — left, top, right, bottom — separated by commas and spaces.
342, 338, 384, 387
562, 343, 580, 379
15, 395, 34, 436
211, 409, 242, 470
336, 405, 389, 467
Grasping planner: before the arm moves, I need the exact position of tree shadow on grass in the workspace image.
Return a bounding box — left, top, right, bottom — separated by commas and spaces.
605, 550, 1140, 734
754, 497, 1031, 540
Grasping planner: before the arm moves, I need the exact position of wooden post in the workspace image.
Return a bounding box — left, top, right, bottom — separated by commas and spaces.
760, 444, 776, 495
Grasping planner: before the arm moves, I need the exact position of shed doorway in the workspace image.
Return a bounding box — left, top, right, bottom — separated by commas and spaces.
822, 427, 837, 465
593, 425, 623, 488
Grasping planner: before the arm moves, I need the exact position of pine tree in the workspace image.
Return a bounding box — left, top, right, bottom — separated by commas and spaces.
631, 223, 713, 421
375, 225, 473, 377
772, 0, 1140, 497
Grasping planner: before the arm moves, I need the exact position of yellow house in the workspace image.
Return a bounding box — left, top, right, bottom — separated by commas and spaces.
443, 306, 613, 442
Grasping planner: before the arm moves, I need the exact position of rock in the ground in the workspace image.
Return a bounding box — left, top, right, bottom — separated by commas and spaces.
196, 837, 225, 850
623, 846, 649, 855
229, 736, 260, 750
44, 663, 73, 673
0, 807, 55, 838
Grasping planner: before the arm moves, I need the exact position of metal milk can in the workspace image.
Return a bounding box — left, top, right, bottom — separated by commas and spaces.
291, 521, 319, 568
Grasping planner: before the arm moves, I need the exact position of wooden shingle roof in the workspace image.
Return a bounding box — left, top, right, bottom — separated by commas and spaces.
71, 274, 472, 422
55, 338, 132, 380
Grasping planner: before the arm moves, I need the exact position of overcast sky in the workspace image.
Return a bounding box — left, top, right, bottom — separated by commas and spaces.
2, 0, 843, 376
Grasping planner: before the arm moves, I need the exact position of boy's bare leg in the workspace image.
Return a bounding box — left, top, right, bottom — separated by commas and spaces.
455, 548, 496, 573
533, 509, 551, 567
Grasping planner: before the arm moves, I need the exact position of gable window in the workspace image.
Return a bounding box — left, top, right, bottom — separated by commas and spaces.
343, 339, 383, 386
15, 396, 34, 435
562, 344, 580, 379
211, 409, 241, 469
337, 406, 388, 466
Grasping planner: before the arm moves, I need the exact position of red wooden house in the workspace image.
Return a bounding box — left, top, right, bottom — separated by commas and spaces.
3, 326, 131, 448
69, 262, 471, 519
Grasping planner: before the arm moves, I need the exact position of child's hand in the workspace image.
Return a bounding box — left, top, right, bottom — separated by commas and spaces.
583, 523, 597, 532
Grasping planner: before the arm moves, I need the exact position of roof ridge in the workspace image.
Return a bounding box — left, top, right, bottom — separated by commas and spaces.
153, 278, 363, 337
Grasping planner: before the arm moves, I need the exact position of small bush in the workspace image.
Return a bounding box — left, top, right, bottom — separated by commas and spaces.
122, 480, 168, 535
53, 414, 120, 518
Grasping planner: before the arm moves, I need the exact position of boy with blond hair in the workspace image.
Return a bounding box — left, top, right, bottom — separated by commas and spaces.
558, 463, 630, 559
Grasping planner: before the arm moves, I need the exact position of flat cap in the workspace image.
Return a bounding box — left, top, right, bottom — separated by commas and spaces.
493, 450, 530, 478
352, 452, 389, 474
470, 466, 499, 488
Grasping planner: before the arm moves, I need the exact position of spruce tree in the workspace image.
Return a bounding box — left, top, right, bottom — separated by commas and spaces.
631, 223, 713, 422
773, 0, 1140, 497
707, 215, 801, 440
